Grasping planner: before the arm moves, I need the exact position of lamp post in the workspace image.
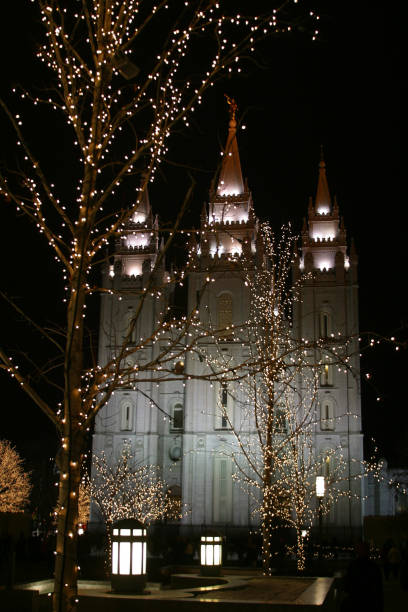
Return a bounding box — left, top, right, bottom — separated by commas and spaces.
316, 476, 325, 558
111, 518, 147, 593
200, 533, 223, 576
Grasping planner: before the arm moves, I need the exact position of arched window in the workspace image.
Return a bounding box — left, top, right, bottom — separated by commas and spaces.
320, 449, 336, 481
319, 308, 332, 338
324, 455, 331, 478
217, 292, 233, 331
214, 383, 234, 429
213, 454, 233, 523
320, 398, 335, 431
120, 398, 133, 431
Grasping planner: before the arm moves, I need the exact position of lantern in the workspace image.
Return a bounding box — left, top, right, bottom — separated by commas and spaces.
111, 519, 147, 593
200, 533, 223, 576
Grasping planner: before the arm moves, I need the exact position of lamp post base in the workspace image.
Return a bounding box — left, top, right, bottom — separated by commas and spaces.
200, 566, 222, 577
111, 574, 147, 593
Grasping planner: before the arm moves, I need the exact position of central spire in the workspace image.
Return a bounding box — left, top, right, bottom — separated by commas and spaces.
315, 145, 331, 214
216, 95, 245, 196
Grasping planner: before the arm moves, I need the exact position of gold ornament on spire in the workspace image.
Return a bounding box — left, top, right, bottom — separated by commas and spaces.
225, 94, 238, 121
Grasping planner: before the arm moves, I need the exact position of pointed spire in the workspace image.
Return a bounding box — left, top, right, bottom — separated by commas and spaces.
315, 145, 331, 214
216, 96, 244, 196
133, 178, 152, 223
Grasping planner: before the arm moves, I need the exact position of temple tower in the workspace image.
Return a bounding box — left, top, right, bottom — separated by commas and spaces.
92, 185, 184, 501
293, 150, 363, 538
181, 99, 258, 529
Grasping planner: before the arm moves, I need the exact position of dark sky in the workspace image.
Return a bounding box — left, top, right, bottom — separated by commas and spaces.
0, 1, 405, 471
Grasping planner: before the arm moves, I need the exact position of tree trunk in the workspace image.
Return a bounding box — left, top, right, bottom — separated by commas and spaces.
53, 435, 84, 612
53, 268, 87, 612
262, 399, 274, 575
261, 515, 273, 575
296, 528, 306, 572
261, 485, 274, 575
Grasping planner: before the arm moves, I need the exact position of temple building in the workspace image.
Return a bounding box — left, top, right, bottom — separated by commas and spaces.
92, 107, 363, 542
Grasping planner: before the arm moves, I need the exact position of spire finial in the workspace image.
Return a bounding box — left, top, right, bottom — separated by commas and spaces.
225, 94, 238, 124
215, 95, 244, 196
319, 144, 326, 168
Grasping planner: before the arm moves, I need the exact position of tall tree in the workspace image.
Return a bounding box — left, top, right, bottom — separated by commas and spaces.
0, 2, 319, 610
206, 223, 357, 572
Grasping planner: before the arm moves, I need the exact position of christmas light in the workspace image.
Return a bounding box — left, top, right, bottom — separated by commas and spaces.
0, 1, 324, 608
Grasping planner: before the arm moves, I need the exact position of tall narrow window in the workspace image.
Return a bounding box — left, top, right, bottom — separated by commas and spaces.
217, 293, 233, 332
213, 455, 232, 523
323, 454, 331, 479
221, 386, 228, 428
214, 383, 233, 429
320, 398, 334, 430
320, 448, 337, 481
123, 305, 136, 343
320, 363, 333, 387
171, 403, 184, 431
120, 398, 133, 431
273, 408, 287, 434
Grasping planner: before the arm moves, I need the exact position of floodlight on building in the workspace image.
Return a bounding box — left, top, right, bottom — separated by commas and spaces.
316, 476, 326, 557
316, 476, 325, 498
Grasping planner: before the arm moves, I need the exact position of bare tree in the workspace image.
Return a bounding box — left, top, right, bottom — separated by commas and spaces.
86, 442, 184, 528
202, 223, 359, 572
0, 439, 32, 513
0, 2, 320, 610
246, 386, 356, 572
82, 441, 184, 565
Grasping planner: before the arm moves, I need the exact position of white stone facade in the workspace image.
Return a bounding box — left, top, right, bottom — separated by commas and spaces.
92, 122, 364, 540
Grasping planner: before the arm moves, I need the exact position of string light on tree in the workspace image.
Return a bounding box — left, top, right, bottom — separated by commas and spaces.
0, 2, 323, 611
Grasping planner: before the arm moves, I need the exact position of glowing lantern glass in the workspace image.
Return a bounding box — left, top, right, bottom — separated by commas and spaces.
200, 534, 223, 576
111, 519, 147, 593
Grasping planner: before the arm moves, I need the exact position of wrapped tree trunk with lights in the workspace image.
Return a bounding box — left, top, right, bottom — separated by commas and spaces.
0, 2, 322, 610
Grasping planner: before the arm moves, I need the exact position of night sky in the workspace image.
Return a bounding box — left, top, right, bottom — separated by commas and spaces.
0, 0, 406, 486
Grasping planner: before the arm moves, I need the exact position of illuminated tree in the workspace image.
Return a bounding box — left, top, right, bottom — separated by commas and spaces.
0, 439, 32, 513
205, 223, 357, 572
85, 442, 183, 537
248, 387, 355, 572
0, 3, 321, 609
